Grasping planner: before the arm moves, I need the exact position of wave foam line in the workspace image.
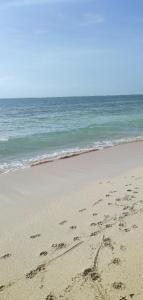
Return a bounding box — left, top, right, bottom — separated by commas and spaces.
31, 136, 143, 168
1, 135, 143, 174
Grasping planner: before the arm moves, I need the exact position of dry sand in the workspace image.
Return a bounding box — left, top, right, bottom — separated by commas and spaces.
0, 142, 143, 299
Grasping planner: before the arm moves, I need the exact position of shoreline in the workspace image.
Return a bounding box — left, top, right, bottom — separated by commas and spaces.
31, 138, 143, 168
1, 137, 143, 175
1, 141, 143, 232
0, 141, 143, 299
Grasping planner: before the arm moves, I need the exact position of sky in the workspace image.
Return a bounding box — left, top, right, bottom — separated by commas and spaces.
0, 0, 143, 98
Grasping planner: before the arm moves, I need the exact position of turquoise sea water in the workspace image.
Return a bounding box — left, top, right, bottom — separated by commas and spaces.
0, 95, 143, 173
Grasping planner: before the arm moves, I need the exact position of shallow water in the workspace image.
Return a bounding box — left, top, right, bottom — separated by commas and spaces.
0, 95, 143, 172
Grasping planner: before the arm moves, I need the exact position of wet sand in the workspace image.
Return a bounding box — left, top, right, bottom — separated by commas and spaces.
0, 142, 143, 299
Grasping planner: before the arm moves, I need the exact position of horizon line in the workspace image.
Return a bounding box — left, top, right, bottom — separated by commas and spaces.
0, 93, 143, 100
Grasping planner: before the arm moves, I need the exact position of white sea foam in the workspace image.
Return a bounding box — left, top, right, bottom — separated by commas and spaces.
0, 137, 9, 142
1, 135, 143, 174
20, 135, 143, 164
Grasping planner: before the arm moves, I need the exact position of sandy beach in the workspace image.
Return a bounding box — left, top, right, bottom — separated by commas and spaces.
0, 141, 143, 300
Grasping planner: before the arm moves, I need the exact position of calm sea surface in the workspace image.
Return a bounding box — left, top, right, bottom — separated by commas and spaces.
0, 95, 143, 173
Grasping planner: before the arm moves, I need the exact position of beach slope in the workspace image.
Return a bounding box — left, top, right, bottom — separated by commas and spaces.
0, 142, 143, 299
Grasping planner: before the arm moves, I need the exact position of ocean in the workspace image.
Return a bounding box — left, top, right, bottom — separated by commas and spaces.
0, 95, 143, 173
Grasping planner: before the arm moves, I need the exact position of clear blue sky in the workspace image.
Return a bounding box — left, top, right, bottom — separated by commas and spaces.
0, 0, 143, 98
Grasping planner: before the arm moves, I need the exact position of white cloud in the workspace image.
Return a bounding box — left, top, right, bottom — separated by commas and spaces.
80, 13, 105, 26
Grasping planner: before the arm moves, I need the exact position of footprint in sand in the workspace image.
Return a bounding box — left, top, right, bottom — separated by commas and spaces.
90, 230, 100, 237
120, 244, 127, 251
51, 243, 67, 250
103, 237, 114, 250
122, 212, 129, 217
40, 251, 48, 257
119, 222, 126, 229
105, 223, 113, 228
111, 257, 121, 265
0, 285, 5, 292
120, 295, 135, 300
26, 263, 46, 279
73, 236, 80, 241
30, 234, 41, 239
123, 205, 130, 211
132, 224, 138, 229
0, 253, 11, 260
46, 293, 56, 300
90, 222, 97, 227
59, 220, 67, 225
93, 212, 98, 216
93, 199, 102, 206
112, 281, 125, 290
123, 228, 131, 232
110, 190, 117, 194
69, 225, 77, 230
116, 198, 121, 202
79, 208, 86, 213
82, 267, 100, 282
97, 221, 103, 226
